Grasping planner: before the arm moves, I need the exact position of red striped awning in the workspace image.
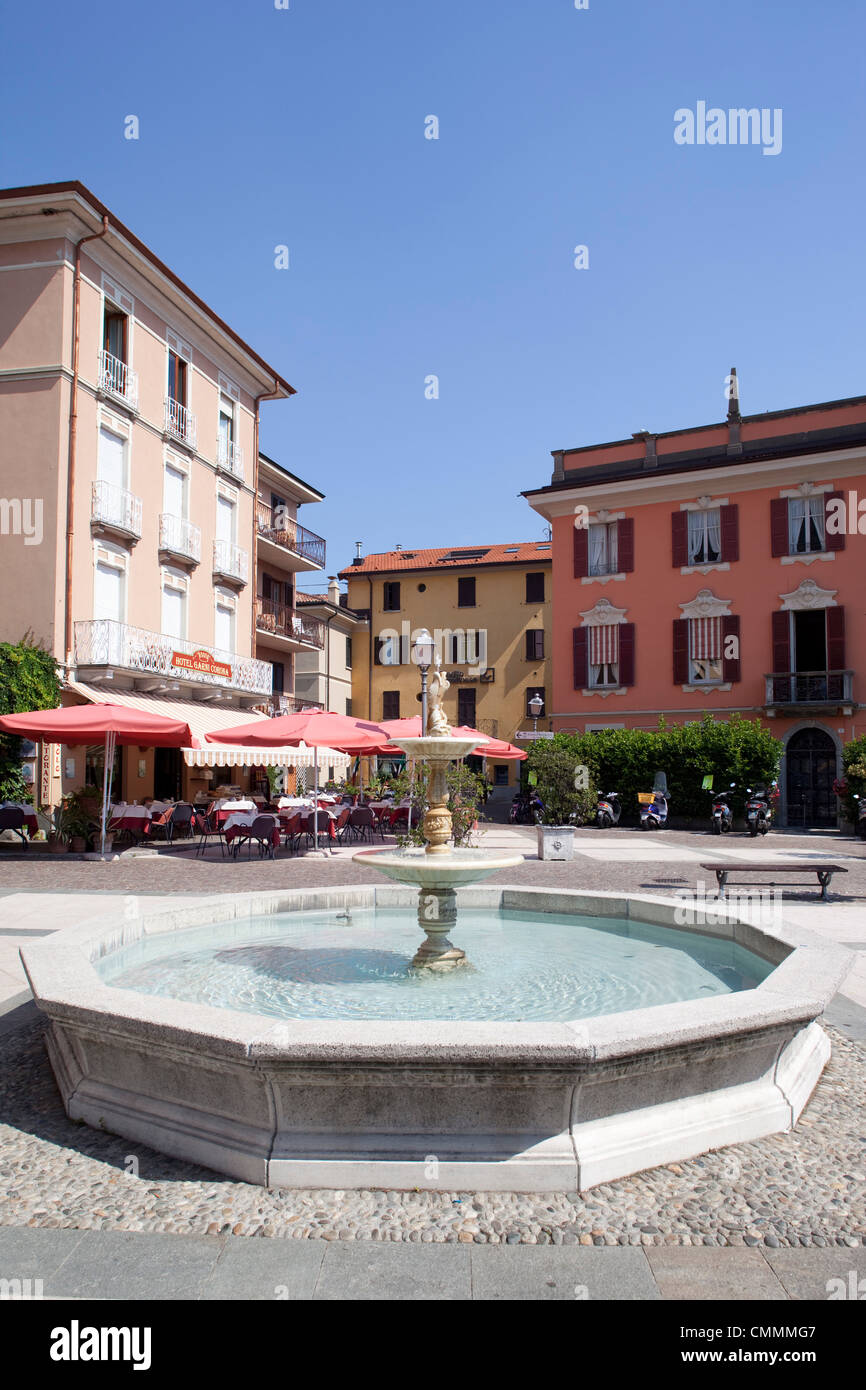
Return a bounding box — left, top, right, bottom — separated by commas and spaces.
589, 624, 618, 666
691, 616, 721, 660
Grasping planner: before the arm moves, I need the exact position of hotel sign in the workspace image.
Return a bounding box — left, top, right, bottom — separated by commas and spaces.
171, 649, 233, 681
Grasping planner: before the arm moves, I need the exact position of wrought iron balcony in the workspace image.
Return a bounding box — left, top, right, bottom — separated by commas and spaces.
256, 501, 326, 569
263, 694, 325, 716
764, 670, 854, 707
255, 597, 325, 649
213, 539, 248, 585
164, 397, 197, 449
159, 513, 201, 564
216, 436, 244, 481
98, 350, 139, 410
91, 480, 142, 541
74, 619, 272, 696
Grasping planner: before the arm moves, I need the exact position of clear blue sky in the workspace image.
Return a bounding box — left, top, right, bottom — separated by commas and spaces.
2, 0, 864, 589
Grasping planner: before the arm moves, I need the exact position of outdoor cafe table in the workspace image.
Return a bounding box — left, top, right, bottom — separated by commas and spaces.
0, 803, 39, 835
213, 798, 256, 825
108, 804, 152, 832
223, 812, 281, 851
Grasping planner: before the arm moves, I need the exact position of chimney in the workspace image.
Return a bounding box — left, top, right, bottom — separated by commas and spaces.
395, 543, 402, 551
633, 430, 657, 468
327, 576, 340, 605
551, 450, 565, 482
726, 367, 743, 454
351, 540, 363, 566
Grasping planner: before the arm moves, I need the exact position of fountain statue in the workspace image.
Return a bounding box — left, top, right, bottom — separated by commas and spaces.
353, 645, 523, 970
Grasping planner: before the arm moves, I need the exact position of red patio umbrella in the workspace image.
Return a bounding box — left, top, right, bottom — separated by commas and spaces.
206, 710, 388, 850
373, 717, 527, 760
0, 702, 193, 854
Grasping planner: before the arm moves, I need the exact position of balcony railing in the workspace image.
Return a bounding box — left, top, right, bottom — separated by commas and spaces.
98, 350, 139, 410
217, 437, 244, 481
474, 718, 500, 738
159, 513, 201, 564
264, 694, 325, 716
255, 596, 325, 648
74, 619, 272, 696
213, 538, 248, 584
765, 670, 854, 705
91, 480, 142, 540
164, 397, 197, 449
256, 501, 326, 569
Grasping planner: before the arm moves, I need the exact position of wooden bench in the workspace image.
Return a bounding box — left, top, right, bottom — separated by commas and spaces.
700, 862, 849, 903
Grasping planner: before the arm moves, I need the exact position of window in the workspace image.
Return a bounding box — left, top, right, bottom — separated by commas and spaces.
383, 581, 401, 611
216, 495, 236, 543
168, 351, 187, 407
457, 687, 476, 726
588, 521, 618, 576
161, 570, 187, 641
214, 592, 236, 652
97, 425, 126, 488
687, 509, 721, 565
93, 549, 125, 622
689, 616, 723, 684
588, 625, 619, 688
494, 764, 509, 786
789, 497, 825, 554
525, 571, 545, 603
103, 307, 127, 364
218, 398, 234, 459
346, 636, 353, 669
271, 661, 285, 695
163, 463, 186, 519
525, 629, 544, 661
382, 691, 400, 720
525, 687, 545, 717
458, 576, 476, 607
346, 697, 353, 716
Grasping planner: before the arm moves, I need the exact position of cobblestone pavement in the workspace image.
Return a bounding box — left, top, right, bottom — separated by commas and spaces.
0, 825, 864, 899
0, 1009, 862, 1248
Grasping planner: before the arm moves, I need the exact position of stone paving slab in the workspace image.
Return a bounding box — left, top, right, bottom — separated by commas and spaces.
644, 1247, 788, 1300
1, 1227, 860, 1300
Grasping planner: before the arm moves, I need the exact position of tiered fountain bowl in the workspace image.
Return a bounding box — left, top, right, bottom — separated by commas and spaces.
352, 734, 524, 970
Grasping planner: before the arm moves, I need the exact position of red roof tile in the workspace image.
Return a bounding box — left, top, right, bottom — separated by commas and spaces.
338, 543, 552, 576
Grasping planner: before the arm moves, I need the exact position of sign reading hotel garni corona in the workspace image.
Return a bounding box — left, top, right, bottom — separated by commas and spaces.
171, 648, 233, 681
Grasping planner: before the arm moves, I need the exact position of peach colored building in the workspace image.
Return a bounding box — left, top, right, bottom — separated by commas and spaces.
0, 181, 326, 805
525, 382, 866, 828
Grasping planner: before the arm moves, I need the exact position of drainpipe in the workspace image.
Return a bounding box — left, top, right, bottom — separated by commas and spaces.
367, 577, 374, 720
252, 381, 282, 702
324, 609, 335, 711
65, 214, 109, 670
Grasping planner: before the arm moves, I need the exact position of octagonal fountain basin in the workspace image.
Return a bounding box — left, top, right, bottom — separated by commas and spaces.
21, 886, 851, 1193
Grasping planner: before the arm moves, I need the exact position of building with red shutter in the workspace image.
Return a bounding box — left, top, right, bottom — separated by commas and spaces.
524, 379, 866, 827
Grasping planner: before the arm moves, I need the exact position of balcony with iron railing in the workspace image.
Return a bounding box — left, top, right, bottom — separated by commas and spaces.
260, 693, 325, 717
74, 619, 272, 697
255, 501, 326, 570
217, 436, 244, 481
255, 596, 325, 649
97, 350, 139, 411
164, 397, 197, 449
213, 538, 249, 585
91, 480, 142, 541
159, 513, 201, 565
764, 670, 855, 708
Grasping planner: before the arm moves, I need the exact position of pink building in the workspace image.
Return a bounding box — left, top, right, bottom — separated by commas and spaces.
0, 181, 327, 804
525, 381, 866, 828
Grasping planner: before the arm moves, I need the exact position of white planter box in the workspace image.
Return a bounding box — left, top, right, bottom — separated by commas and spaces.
536, 825, 575, 860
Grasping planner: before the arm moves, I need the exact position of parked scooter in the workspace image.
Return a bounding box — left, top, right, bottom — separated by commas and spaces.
640, 791, 669, 830
745, 786, 772, 837
851, 794, 866, 840
596, 792, 622, 829
710, 784, 736, 835
510, 790, 545, 825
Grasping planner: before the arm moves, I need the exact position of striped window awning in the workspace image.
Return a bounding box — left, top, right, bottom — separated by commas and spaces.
589, 624, 619, 666
690, 616, 722, 660
182, 744, 350, 769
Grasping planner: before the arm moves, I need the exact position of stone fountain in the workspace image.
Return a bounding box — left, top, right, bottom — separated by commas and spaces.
353, 654, 523, 970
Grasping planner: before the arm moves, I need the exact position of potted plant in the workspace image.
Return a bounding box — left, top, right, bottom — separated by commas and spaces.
58, 790, 94, 853
527, 742, 596, 860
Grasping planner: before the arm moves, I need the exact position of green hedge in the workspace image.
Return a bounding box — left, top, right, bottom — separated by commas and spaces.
838, 735, 866, 823
0, 636, 61, 803
527, 713, 781, 824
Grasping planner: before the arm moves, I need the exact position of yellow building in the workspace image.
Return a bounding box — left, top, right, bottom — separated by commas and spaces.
339, 542, 552, 787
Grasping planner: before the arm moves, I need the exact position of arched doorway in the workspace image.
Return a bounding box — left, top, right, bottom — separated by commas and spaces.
785, 728, 837, 828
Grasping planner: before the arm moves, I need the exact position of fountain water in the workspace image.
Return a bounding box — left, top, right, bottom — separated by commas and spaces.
353, 653, 523, 969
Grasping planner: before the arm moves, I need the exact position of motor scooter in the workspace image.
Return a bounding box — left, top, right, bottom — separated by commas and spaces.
640, 791, 669, 830
596, 791, 622, 829
851, 793, 866, 840
509, 790, 545, 825
710, 784, 735, 835
745, 786, 772, 837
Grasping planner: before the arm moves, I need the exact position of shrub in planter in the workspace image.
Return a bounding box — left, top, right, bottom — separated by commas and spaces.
525, 742, 596, 859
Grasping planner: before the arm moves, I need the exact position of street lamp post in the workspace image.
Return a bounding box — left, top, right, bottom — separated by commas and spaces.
412, 627, 436, 735
529, 693, 544, 735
